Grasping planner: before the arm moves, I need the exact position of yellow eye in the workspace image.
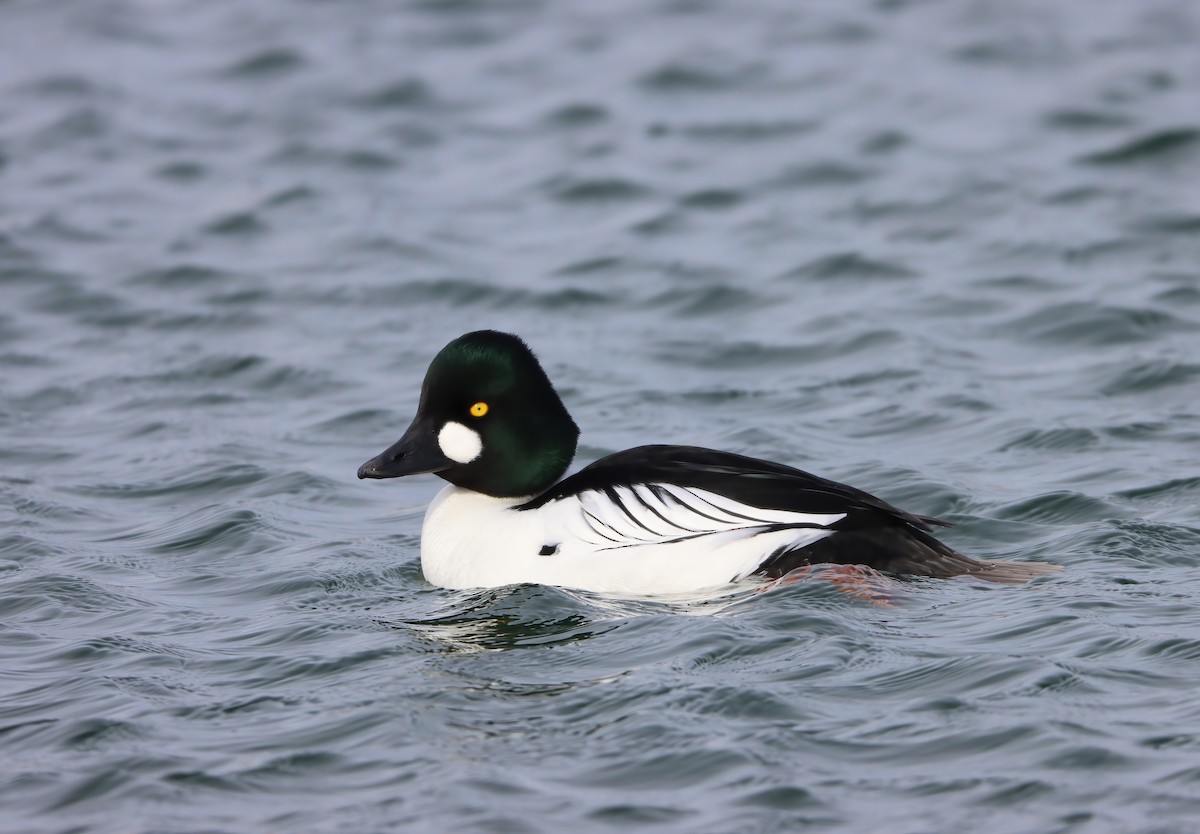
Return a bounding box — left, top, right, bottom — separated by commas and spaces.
469, 401, 489, 418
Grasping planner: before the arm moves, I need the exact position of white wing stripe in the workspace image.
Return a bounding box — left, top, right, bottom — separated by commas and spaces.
635, 484, 706, 532
629, 484, 703, 533
660, 485, 750, 527
686, 486, 846, 528
685, 490, 782, 524
579, 494, 645, 542
579, 508, 620, 544
630, 484, 698, 533
580, 489, 661, 542
547, 482, 848, 554
642, 483, 752, 531
611, 486, 673, 537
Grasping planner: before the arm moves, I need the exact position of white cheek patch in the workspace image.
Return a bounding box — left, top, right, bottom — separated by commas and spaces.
438, 421, 483, 464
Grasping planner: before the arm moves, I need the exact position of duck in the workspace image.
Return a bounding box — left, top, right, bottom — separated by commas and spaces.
357, 330, 1060, 595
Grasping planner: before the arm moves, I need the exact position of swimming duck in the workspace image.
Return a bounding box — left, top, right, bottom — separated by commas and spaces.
358, 330, 1059, 595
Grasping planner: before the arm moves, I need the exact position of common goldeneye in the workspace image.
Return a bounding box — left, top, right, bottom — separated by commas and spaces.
358, 330, 1060, 595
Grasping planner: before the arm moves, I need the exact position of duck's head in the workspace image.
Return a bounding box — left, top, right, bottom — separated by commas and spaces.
357, 330, 579, 498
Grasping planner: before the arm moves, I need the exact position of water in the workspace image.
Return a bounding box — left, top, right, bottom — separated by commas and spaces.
2, 0, 1200, 831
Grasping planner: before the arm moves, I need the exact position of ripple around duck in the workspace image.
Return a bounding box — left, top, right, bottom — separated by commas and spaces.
364, 278, 611, 310
396, 585, 624, 653
653, 331, 901, 369
545, 176, 653, 204
30, 281, 128, 318
542, 102, 610, 128
0, 310, 30, 344
309, 408, 399, 437
0, 534, 62, 561
660, 119, 816, 142
574, 747, 753, 792
2, 573, 148, 619
17, 73, 106, 98
771, 162, 875, 189
153, 160, 207, 182
1040, 744, 1136, 772
649, 284, 768, 317
125, 264, 240, 289
30, 107, 110, 150
678, 188, 744, 210
1042, 109, 1134, 132
999, 302, 1195, 346
973, 273, 1064, 293
68, 464, 334, 505
1115, 477, 1200, 503
672, 683, 805, 722
779, 252, 916, 282
992, 491, 1121, 524
1089, 519, 1200, 568
10, 385, 87, 414
1152, 283, 1200, 306
1079, 127, 1200, 166
203, 211, 268, 237
1098, 359, 1200, 396
0, 235, 37, 267
1128, 213, 1200, 236
952, 37, 1065, 68
116, 354, 338, 399
145, 309, 265, 333
997, 427, 1102, 453
638, 59, 765, 93
1140, 637, 1200, 664
45, 768, 137, 813
137, 507, 271, 557
223, 47, 306, 78
352, 77, 436, 110
268, 143, 403, 171
552, 255, 633, 276
585, 804, 692, 826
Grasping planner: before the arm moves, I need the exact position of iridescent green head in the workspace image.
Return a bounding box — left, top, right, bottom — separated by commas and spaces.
358, 331, 579, 498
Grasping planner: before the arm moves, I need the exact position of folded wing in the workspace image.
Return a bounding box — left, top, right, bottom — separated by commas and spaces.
548, 482, 845, 550
521, 445, 1061, 584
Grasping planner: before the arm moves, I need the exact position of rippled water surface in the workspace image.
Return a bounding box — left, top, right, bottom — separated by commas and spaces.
3, 1, 1200, 832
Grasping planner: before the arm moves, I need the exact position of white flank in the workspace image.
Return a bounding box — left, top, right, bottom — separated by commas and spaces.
419, 482, 844, 596
437, 421, 482, 464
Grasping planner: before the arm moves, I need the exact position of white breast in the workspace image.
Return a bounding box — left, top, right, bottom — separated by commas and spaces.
419, 483, 843, 596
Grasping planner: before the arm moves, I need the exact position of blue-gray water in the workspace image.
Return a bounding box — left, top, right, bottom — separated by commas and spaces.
3, 1, 1200, 832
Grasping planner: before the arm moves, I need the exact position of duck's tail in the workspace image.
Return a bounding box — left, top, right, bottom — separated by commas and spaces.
957, 557, 1063, 585
758, 526, 1062, 585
